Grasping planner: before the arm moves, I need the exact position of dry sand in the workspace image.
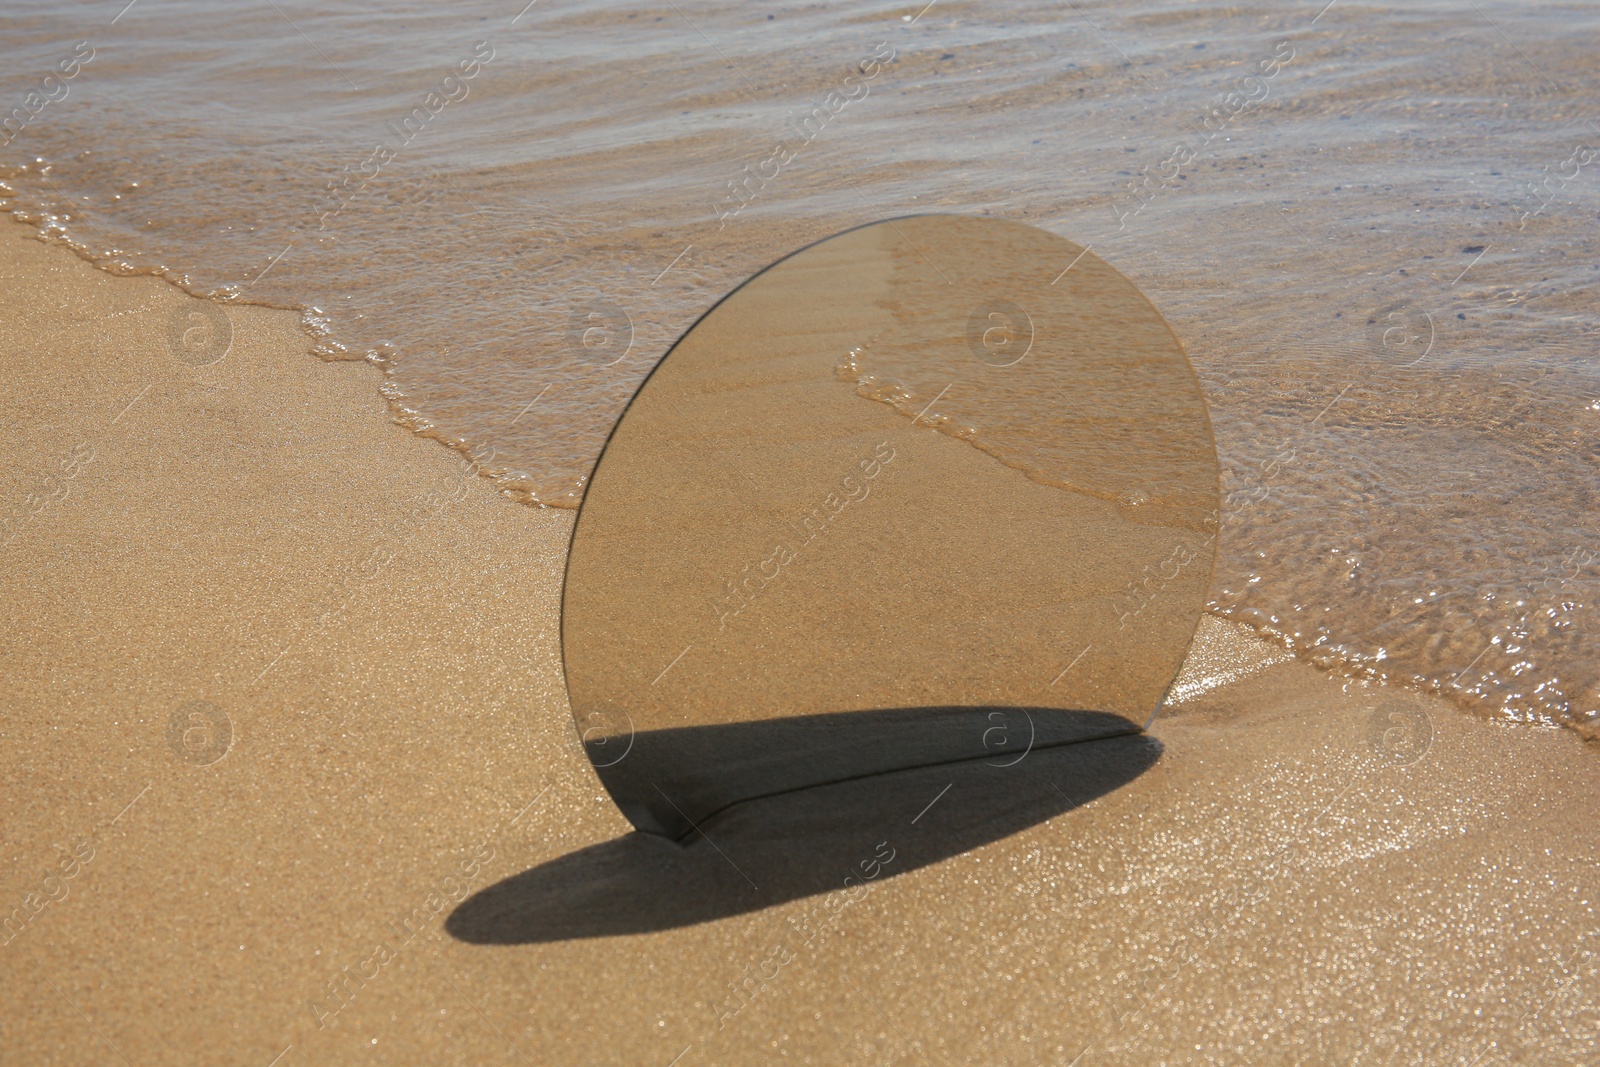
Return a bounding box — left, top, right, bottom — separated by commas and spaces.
3, 221, 1598, 1065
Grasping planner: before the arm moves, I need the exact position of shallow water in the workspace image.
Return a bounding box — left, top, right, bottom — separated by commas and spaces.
3, 0, 1598, 734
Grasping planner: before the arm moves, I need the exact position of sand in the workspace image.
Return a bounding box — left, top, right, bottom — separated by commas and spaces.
3, 221, 1599, 1066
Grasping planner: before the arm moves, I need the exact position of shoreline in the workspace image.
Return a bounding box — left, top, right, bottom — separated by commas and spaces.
6, 201, 1589, 748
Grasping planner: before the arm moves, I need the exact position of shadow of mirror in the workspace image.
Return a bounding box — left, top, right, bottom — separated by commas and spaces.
447, 723, 1159, 944
587, 706, 1138, 839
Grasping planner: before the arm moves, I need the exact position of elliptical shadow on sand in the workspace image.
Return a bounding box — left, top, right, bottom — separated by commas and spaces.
446, 713, 1158, 943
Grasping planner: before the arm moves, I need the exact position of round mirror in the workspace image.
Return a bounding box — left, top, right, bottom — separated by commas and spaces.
562, 215, 1219, 838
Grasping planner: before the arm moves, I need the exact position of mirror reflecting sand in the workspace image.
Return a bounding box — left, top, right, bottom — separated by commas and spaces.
562, 215, 1219, 838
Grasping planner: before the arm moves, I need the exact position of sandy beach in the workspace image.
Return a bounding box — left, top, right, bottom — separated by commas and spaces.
4, 220, 1599, 1064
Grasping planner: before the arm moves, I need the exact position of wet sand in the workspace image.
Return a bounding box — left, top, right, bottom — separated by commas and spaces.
4, 222, 1599, 1065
